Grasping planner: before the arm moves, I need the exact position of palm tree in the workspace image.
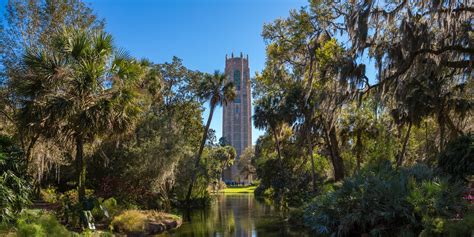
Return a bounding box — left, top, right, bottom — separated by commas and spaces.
253, 95, 285, 163
16, 28, 143, 202
186, 71, 235, 202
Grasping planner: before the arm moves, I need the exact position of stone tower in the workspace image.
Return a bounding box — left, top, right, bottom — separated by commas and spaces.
222, 52, 252, 182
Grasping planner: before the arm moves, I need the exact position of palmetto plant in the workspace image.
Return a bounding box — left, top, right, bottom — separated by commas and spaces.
0, 135, 31, 224
303, 161, 467, 236
186, 71, 235, 203
15, 28, 143, 202
253, 93, 290, 163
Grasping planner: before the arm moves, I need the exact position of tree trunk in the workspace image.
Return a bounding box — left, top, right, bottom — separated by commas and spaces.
25, 134, 39, 167
271, 126, 286, 210
397, 122, 412, 167
304, 105, 316, 192
445, 114, 463, 137
271, 126, 283, 163
25, 134, 39, 196
186, 104, 215, 203
76, 135, 86, 203
327, 126, 344, 181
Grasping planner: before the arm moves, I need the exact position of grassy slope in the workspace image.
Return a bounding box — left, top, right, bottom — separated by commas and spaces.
221, 186, 256, 194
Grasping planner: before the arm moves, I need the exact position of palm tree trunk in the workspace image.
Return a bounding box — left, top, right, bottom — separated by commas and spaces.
25, 134, 40, 197
76, 135, 86, 203
186, 104, 215, 203
397, 122, 412, 167
271, 126, 283, 163
25, 134, 39, 167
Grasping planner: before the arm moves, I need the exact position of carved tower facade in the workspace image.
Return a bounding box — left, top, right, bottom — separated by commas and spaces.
222, 53, 252, 181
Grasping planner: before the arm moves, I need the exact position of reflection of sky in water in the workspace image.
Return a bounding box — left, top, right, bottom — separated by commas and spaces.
252, 226, 257, 237
158, 194, 309, 237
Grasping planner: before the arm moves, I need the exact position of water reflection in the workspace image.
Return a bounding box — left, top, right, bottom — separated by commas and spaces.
158, 194, 308, 237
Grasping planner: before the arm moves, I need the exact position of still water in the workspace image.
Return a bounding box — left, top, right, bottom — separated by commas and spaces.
158, 194, 309, 237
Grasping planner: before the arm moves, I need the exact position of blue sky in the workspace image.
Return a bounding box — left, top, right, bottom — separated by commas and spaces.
0, 0, 307, 144
1, 0, 377, 144
81, 0, 308, 144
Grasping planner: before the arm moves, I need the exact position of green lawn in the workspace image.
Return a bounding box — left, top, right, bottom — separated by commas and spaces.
221, 186, 257, 194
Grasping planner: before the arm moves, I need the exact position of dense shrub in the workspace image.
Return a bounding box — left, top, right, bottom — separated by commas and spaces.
101, 197, 121, 218
255, 154, 317, 209
303, 161, 468, 236
437, 134, 473, 181
40, 187, 59, 204
111, 210, 146, 233
91, 197, 122, 222
436, 210, 474, 237
0, 136, 31, 224
16, 209, 70, 237
111, 210, 181, 234
58, 189, 95, 226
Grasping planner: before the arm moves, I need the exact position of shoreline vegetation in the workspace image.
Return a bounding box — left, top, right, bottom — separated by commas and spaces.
219, 186, 257, 194
0, 0, 472, 236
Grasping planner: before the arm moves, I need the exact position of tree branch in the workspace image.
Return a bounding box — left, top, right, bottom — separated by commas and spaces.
442, 60, 472, 69
0, 109, 15, 123
384, 45, 473, 82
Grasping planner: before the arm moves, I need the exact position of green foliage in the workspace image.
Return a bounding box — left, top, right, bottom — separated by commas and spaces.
255, 0, 472, 213
0, 0, 108, 200
0, 136, 31, 224
438, 210, 474, 237
58, 189, 95, 226
221, 186, 257, 194
91, 197, 122, 222
0, 0, 104, 88
205, 146, 236, 190
77, 230, 115, 237
0, 2, 470, 237
237, 146, 257, 180
40, 187, 59, 204
86, 57, 205, 209
195, 71, 236, 108
303, 162, 467, 236
0, 170, 30, 224
253, 131, 320, 208
111, 210, 147, 233
59, 189, 95, 207
111, 210, 181, 234
186, 70, 236, 202
16, 209, 71, 237
101, 198, 121, 218
408, 179, 467, 235
438, 135, 473, 181
15, 26, 144, 202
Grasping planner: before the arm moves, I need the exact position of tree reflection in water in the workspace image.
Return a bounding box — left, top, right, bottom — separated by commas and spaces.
158, 194, 308, 237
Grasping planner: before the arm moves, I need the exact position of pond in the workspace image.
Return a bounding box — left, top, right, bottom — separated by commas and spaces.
158, 194, 309, 237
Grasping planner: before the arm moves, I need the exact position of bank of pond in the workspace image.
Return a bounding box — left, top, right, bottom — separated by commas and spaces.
2, 161, 474, 237
1, 188, 311, 237
2, 185, 473, 237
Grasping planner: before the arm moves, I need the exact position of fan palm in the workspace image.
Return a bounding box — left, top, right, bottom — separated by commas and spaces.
186, 71, 235, 202
253, 95, 286, 163
16, 28, 143, 202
